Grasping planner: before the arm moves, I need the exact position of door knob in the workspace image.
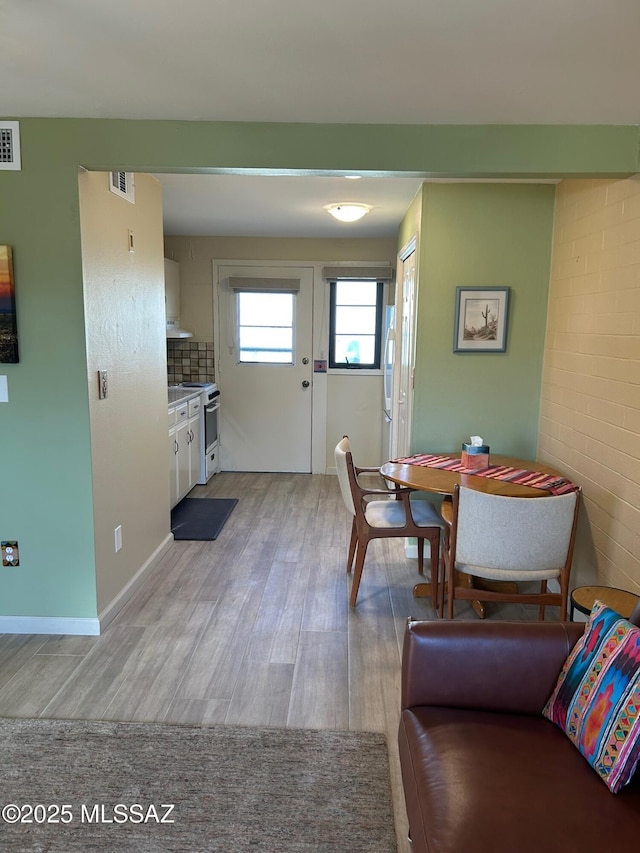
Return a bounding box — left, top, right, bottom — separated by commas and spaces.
302, 357, 309, 365
302, 380, 310, 388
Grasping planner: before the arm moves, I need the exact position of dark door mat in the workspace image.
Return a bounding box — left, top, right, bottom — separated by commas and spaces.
171, 497, 238, 540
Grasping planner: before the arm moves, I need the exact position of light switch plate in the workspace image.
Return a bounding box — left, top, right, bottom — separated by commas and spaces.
0, 376, 8, 402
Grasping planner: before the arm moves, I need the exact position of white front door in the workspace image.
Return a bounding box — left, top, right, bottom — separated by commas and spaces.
216, 263, 314, 472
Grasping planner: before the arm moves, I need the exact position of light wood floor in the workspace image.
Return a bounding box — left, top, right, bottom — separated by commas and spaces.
0, 472, 539, 852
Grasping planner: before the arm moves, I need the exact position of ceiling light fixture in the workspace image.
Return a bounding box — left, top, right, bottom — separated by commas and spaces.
324, 202, 372, 223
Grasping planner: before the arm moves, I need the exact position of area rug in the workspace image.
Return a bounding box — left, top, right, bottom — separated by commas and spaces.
0, 719, 397, 852
170, 497, 238, 540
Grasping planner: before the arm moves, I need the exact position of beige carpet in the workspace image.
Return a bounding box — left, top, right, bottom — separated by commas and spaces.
0, 718, 397, 852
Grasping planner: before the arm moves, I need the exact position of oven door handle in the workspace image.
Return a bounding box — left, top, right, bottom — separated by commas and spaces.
205, 403, 219, 413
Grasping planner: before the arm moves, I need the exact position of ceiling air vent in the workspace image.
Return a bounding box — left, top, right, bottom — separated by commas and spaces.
109, 171, 135, 203
0, 121, 21, 171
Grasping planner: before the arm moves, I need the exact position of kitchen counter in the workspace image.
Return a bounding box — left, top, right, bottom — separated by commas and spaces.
168, 386, 202, 406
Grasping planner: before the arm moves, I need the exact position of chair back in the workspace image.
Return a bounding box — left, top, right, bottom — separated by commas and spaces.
454, 486, 579, 574
335, 436, 356, 517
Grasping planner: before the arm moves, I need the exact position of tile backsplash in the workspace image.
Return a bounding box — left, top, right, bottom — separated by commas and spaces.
167, 340, 215, 385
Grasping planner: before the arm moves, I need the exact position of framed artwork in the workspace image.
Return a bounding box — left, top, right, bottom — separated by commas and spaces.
453, 286, 510, 353
0, 245, 18, 363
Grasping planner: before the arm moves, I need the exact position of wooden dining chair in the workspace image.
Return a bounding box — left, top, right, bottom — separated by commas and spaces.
335, 436, 445, 607
441, 484, 581, 620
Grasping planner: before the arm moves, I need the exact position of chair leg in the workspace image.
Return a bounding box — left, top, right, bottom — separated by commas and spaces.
539, 580, 547, 621
438, 548, 446, 618
349, 540, 369, 607
347, 518, 357, 573
560, 586, 568, 622
439, 528, 450, 619
447, 560, 455, 620
429, 534, 439, 610
417, 538, 424, 575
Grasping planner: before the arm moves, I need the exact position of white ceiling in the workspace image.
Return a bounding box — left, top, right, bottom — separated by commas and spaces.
155, 173, 426, 238
4, 0, 639, 237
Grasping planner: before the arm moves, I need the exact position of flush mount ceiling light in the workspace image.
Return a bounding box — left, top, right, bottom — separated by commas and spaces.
324, 202, 372, 223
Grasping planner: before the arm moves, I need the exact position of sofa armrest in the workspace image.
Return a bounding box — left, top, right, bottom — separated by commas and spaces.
401, 618, 584, 716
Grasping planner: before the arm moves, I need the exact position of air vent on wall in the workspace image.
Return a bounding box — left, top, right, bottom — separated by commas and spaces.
0, 121, 21, 171
109, 171, 135, 203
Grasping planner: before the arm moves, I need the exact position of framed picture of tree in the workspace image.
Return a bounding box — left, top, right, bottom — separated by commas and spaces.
453, 286, 510, 353
0, 246, 18, 363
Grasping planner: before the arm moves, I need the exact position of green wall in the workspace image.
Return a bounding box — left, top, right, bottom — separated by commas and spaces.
0, 162, 96, 618
411, 183, 556, 458
0, 119, 637, 622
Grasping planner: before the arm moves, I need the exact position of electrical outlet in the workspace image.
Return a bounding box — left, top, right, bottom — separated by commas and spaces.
114, 525, 122, 553
2, 541, 19, 567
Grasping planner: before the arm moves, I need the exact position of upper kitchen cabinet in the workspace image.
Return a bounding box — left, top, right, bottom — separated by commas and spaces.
164, 258, 192, 339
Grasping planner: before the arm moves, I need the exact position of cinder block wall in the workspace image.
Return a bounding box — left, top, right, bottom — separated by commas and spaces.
539, 177, 640, 596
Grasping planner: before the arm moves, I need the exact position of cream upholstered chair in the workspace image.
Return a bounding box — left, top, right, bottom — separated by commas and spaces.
335, 436, 445, 608
442, 484, 580, 620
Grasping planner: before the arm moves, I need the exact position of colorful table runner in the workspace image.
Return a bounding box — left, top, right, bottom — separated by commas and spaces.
394, 454, 580, 495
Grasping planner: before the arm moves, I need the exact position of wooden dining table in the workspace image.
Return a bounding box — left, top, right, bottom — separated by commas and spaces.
379, 453, 568, 615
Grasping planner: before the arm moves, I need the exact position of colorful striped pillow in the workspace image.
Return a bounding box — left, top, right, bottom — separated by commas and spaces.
543, 600, 640, 793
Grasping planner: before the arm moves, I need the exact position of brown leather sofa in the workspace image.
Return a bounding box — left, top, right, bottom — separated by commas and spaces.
398, 607, 640, 853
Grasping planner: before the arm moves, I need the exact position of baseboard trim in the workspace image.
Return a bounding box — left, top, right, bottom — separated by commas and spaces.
0, 616, 101, 636
0, 534, 174, 637
98, 533, 174, 632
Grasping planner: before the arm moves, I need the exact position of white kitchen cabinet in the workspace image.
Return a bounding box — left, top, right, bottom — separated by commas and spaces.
168, 394, 202, 509
187, 396, 202, 488
176, 418, 191, 502
168, 428, 179, 508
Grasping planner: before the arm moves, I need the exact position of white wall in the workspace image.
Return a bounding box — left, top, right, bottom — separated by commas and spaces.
80, 171, 172, 615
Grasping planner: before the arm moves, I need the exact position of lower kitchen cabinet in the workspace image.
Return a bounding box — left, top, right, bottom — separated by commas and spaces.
187, 397, 202, 489
169, 428, 179, 508
169, 395, 202, 509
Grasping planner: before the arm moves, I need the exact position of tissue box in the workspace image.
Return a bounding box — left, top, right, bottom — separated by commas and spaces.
461, 442, 490, 470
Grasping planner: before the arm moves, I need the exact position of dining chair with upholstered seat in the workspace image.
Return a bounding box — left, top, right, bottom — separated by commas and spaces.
335, 436, 445, 608
442, 484, 581, 620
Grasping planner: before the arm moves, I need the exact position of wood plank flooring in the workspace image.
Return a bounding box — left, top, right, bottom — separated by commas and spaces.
0, 472, 540, 852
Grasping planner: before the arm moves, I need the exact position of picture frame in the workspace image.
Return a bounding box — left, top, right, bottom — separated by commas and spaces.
453, 286, 510, 353
0, 245, 19, 364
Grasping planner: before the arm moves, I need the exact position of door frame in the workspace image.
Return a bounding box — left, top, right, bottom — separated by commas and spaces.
391, 236, 418, 459
213, 259, 327, 474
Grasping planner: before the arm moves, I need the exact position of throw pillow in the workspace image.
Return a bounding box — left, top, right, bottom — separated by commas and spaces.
543, 600, 640, 793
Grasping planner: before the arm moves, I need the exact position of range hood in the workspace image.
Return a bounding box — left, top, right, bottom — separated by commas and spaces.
166, 319, 193, 339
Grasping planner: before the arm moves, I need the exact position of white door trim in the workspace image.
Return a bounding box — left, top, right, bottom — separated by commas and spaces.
392, 236, 418, 459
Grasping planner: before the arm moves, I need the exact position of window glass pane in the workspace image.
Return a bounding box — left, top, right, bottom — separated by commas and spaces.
335, 305, 377, 335
335, 334, 376, 365
335, 281, 377, 306
238, 292, 293, 326
241, 348, 292, 364
237, 291, 293, 364
240, 326, 292, 350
